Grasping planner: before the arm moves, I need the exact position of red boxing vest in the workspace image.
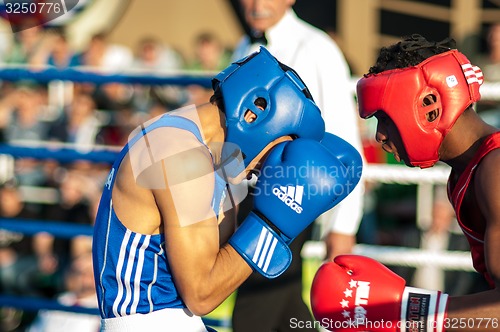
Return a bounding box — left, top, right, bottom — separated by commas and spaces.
448, 131, 500, 288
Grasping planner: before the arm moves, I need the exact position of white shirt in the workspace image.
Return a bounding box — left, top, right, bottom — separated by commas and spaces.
233, 9, 365, 235
100, 44, 134, 72
27, 293, 101, 332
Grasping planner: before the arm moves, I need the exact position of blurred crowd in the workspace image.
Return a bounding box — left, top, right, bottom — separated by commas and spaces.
0, 25, 232, 331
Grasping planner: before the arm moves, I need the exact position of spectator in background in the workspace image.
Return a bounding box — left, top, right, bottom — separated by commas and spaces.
184, 32, 231, 106
474, 23, 500, 82
0, 86, 50, 187
230, 1, 365, 331
36, 168, 95, 294
131, 36, 186, 113
0, 180, 41, 331
412, 185, 456, 292
2, 19, 45, 65
186, 32, 231, 72
32, 28, 81, 68
47, 29, 80, 68
94, 105, 139, 147
472, 24, 500, 127
1, 86, 50, 143
135, 36, 186, 110
132, 36, 184, 72
47, 92, 102, 148
75, 33, 135, 111
79, 32, 133, 71
0, 181, 39, 296
27, 252, 100, 332
45, 169, 95, 249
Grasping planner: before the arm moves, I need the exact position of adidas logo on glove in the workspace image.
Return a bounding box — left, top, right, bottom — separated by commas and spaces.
272, 185, 304, 214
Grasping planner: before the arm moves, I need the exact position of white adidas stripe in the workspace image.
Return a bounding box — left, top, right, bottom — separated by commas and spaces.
112, 229, 132, 317
252, 228, 268, 263
120, 233, 141, 316
257, 232, 274, 268
281, 185, 304, 205
252, 227, 278, 273
130, 235, 151, 314
294, 186, 304, 205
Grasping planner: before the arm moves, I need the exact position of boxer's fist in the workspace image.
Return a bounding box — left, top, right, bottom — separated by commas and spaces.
254, 137, 360, 241
230, 138, 362, 278
311, 255, 448, 332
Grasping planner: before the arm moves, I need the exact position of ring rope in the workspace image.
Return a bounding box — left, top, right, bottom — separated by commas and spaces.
1, 67, 499, 101
362, 164, 450, 185
0, 141, 120, 164
0, 65, 213, 87
0, 65, 498, 100
302, 242, 474, 271
0, 218, 93, 239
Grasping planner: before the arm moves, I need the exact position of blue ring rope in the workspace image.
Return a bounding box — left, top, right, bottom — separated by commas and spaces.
0, 218, 93, 238
0, 66, 213, 87
0, 143, 120, 164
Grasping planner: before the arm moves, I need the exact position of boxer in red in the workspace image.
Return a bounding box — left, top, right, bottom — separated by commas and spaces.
311, 34, 500, 332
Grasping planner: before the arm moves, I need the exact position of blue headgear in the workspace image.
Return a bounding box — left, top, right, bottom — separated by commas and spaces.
212, 46, 325, 167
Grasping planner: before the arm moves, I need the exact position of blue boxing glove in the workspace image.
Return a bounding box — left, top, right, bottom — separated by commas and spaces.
229, 138, 362, 278
320, 132, 363, 200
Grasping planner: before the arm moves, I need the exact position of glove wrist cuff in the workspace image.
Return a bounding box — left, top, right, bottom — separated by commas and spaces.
401, 287, 448, 332
229, 212, 292, 279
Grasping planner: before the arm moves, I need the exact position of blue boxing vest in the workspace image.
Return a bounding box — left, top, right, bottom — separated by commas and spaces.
92, 113, 227, 318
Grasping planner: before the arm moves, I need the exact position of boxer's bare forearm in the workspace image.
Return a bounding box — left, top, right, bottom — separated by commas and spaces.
446, 290, 500, 331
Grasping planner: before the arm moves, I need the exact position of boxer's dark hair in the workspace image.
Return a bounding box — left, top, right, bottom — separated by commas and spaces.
368, 34, 456, 74
210, 89, 225, 113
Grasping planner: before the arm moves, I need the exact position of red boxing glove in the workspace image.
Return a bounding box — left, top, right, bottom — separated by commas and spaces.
310, 255, 448, 332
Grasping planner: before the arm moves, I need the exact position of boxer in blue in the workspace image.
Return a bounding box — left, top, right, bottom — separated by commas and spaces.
92, 47, 362, 331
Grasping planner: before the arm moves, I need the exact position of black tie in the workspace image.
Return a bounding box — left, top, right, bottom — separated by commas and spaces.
249, 31, 267, 46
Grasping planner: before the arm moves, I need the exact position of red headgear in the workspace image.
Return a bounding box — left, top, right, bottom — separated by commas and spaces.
357, 50, 483, 168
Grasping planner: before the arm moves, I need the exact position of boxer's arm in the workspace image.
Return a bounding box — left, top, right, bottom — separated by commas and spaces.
311, 152, 500, 332
152, 147, 251, 316
478, 150, 500, 286
324, 232, 356, 258
445, 150, 500, 331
